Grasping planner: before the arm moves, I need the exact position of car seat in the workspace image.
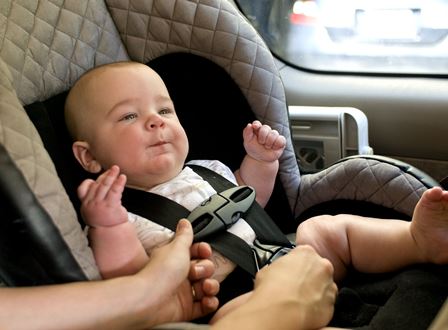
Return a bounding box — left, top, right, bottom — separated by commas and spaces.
0, 0, 446, 329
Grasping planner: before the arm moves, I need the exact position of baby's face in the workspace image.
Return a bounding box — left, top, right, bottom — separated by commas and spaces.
82, 64, 189, 189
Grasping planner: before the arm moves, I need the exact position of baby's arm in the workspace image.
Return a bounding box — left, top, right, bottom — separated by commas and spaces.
79, 165, 148, 279
235, 121, 286, 207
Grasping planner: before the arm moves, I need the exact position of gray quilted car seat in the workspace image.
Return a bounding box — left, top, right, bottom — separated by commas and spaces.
0, 0, 447, 329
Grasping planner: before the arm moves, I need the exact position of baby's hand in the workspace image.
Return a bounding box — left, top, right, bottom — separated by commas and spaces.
78, 165, 128, 228
243, 120, 286, 162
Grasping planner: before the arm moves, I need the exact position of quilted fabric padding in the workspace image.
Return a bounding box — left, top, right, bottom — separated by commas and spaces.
105, 0, 301, 211
0, 58, 100, 280
296, 157, 428, 218
0, 0, 129, 106
0, 0, 134, 281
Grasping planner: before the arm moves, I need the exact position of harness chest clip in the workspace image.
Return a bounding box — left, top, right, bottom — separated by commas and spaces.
188, 185, 256, 241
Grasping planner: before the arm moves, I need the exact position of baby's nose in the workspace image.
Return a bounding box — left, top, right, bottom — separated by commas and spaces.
146, 115, 164, 129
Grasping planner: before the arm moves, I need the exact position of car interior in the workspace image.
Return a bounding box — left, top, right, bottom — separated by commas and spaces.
236, 0, 448, 183
0, 0, 447, 329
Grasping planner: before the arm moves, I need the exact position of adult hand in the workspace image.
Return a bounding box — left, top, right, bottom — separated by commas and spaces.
0, 220, 218, 330
212, 245, 337, 330
254, 245, 337, 329
137, 219, 219, 325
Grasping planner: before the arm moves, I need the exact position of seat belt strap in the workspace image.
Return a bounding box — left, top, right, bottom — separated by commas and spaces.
121, 164, 293, 277
122, 187, 258, 276
122, 189, 185, 232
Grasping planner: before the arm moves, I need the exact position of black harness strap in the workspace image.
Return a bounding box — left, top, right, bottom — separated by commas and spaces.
122, 190, 185, 232
122, 165, 293, 277
122, 187, 258, 276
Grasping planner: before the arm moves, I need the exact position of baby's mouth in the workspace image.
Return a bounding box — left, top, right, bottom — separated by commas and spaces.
150, 140, 167, 147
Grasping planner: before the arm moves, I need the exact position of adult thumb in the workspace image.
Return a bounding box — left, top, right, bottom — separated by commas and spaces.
173, 219, 194, 247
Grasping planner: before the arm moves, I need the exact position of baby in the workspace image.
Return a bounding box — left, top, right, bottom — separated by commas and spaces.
64, 60, 448, 290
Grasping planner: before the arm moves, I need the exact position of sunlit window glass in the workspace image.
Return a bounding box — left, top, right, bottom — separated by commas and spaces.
236, 0, 448, 75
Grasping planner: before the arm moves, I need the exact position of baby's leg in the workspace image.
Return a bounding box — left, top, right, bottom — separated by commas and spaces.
296, 215, 351, 281
410, 186, 448, 264
295, 195, 448, 282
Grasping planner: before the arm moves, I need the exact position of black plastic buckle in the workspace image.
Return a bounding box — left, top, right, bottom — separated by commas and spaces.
188, 185, 255, 241
252, 240, 295, 271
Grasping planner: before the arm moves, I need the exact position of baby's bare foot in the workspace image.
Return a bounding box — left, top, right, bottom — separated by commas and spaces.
411, 187, 448, 264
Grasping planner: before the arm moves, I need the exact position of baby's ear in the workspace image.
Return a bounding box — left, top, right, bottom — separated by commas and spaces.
72, 141, 102, 173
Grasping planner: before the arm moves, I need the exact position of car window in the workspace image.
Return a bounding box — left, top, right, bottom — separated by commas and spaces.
236, 0, 448, 75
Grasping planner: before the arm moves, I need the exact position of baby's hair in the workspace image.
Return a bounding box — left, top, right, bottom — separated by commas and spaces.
64, 61, 146, 140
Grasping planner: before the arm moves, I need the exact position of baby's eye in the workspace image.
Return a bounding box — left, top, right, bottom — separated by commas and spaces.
159, 108, 173, 115
120, 113, 138, 121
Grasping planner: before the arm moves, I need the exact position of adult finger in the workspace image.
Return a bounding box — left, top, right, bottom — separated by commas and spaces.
171, 219, 194, 250
190, 241, 212, 260
191, 276, 220, 302
189, 259, 215, 281
190, 295, 220, 320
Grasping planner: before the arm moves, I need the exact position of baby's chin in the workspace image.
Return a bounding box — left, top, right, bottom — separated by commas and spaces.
152, 153, 183, 172
129, 160, 184, 188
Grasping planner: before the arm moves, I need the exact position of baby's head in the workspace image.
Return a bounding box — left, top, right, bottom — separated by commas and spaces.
64, 61, 189, 189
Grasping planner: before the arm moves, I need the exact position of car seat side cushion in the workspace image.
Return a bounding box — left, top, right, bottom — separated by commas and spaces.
0, 144, 87, 286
